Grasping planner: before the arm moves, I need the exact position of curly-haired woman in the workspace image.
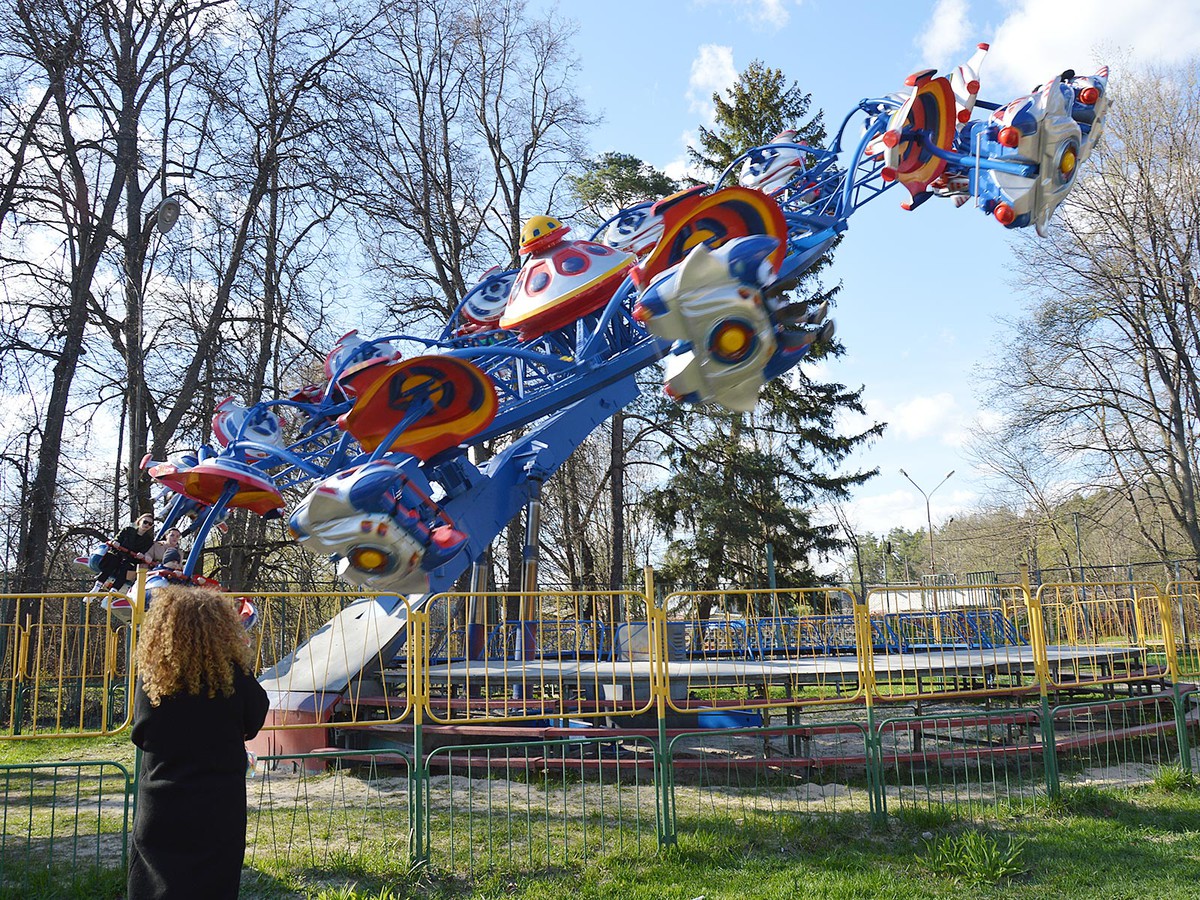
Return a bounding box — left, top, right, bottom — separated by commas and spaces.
127, 586, 270, 900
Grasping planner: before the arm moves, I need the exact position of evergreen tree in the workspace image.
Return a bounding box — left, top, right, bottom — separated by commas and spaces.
689, 60, 825, 179
569, 152, 679, 229
646, 62, 880, 613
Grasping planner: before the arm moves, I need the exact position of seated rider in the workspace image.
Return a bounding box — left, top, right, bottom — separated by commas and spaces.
95, 513, 156, 591
160, 547, 184, 572
147, 527, 183, 569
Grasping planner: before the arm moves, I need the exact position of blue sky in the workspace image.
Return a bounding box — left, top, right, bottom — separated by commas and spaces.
551, 0, 1200, 537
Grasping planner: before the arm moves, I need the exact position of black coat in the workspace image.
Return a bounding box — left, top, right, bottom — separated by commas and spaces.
98, 525, 155, 582
127, 669, 270, 900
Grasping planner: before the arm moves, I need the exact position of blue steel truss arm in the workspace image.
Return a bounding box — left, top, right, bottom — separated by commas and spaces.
908, 129, 1038, 177
710, 99, 902, 233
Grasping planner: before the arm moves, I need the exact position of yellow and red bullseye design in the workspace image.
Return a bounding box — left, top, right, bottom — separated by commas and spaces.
635, 186, 787, 285
1056, 140, 1079, 185
348, 545, 391, 574
885, 74, 956, 198
338, 356, 498, 459
707, 318, 759, 366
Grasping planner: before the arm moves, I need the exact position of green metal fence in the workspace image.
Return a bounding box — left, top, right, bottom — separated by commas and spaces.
2, 577, 1200, 884
425, 735, 659, 875
0, 760, 131, 897
1, 695, 1197, 886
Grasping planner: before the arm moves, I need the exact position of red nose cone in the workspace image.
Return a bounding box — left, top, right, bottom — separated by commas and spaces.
1079, 86, 1099, 105
882, 129, 900, 149
881, 167, 897, 183
431, 525, 466, 549
994, 203, 1016, 226
997, 127, 1020, 148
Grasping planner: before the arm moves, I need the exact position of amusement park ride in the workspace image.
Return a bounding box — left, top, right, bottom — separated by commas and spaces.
111, 48, 1110, 714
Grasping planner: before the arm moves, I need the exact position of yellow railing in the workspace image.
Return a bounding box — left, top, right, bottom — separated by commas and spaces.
0, 584, 140, 738
419, 589, 653, 725
1035, 582, 1177, 688
1165, 582, 1200, 678
0, 576, 1189, 738
659, 587, 865, 715
865, 585, 1038, 702
250, 591, 414, 728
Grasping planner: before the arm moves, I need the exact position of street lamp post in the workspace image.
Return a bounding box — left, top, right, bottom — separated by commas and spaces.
899, 468, 955, 576
123, 194, 182, 517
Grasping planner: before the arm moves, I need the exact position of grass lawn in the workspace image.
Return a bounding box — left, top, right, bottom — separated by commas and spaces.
0, 733, 135, 769
411, 781, 1200, 900
8, 776, 1198, 899
2, 734, 1198, 899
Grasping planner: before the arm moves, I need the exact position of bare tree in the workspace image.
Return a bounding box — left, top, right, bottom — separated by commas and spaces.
981, 61, 1200, 564
351, 0, 594, 327
0, 0, 219, 590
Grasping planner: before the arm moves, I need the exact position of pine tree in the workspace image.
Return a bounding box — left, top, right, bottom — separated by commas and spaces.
646, 62, 880, 612
689, 60, 825, 179
569, 152, 679, 229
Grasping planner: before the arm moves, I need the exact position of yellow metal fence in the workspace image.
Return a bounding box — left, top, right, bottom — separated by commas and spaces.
0, 577, 1192, 739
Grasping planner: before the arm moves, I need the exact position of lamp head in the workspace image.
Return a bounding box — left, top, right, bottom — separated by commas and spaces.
156, 197, 181, 234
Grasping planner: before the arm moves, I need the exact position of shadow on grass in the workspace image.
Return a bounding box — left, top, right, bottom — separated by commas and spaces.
0, 858, 125, 900
1051, 783, 1200, 832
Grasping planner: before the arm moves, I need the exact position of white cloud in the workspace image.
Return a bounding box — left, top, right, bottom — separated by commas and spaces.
917, 0, 971, 67
661, 129, 705, 183
867, 392, 961, 442
745, 0, 791, 28
985, 0, 1200, 97
694, 0, 797, 29
686, 44, 738, 122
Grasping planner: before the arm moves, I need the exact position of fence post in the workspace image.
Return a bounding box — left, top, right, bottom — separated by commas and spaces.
1173, 686, 1193, 775
647, 567, 676, 847
1023, 573, 1060, 800
11, 619, 26, 736
1156, 584, 1182, 683
409, 608, 429, 864
854, 593, 885, 825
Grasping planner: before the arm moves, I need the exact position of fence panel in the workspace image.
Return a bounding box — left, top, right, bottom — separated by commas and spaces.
249, 592, 413, 728
878, 706, 1047, 820
0, 594, 133, 738
668, 719, 871, 833
865, 585, 1039, 703
425, 735, 658, 875
246, 750, 412, 876
1036, 583, 1164, 692
1051, 694, 1190, 789
660, 589, 864, 715
1165, 582, 1200, 678
0, 760, 131, 896
419, 591, 652, 724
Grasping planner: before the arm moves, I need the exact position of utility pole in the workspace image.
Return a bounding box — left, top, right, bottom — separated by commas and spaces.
1072, 511, 1087, 600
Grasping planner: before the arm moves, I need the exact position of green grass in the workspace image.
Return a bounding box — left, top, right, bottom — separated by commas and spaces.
2, 753, 1200, 900
442, 790, 1200, 900
5, 780, 1199, 898
0, 733, 134, 768
426, 785, 1200, 899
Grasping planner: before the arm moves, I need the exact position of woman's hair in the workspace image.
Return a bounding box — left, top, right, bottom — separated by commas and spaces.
135, 585, 255, 705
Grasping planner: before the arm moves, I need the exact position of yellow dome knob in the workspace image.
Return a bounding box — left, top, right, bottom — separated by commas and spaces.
520, 215, 569, 253
1060, 147, 1077, 178
718, 328, 748, 355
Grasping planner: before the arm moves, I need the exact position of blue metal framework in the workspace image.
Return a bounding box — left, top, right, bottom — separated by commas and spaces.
145, 65, 1108, 599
